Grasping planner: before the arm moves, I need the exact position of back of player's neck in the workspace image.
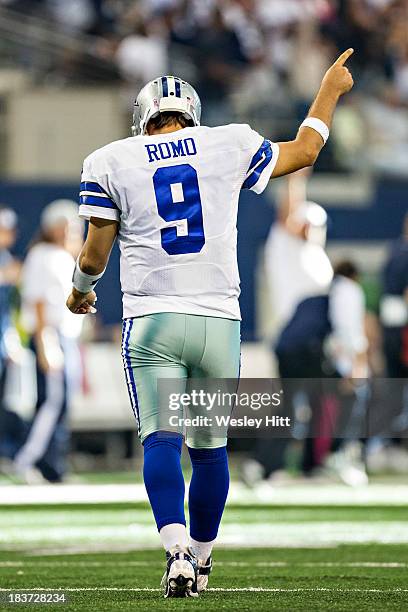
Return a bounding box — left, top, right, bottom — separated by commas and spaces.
149, 124, 184, 136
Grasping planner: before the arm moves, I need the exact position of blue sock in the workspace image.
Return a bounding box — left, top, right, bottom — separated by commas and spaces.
143, 432, 185, 531
188, 446, 229, 542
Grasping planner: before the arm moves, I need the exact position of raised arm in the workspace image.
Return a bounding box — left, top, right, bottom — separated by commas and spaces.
66, 217, 118, 315
272, 49, 355, 179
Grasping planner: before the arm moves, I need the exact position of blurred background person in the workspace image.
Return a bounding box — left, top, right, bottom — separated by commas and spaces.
115, 11, 168, 107
244, 247, 371, 487
324, 259, 370, 486
373, 211, 408, 472
11, 200, 84, 484
328, 261, 369, 382
0, 207, 26, 461
242, 169, 334, 486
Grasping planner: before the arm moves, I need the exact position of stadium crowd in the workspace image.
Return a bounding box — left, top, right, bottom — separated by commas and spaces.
1, 0, 408, 173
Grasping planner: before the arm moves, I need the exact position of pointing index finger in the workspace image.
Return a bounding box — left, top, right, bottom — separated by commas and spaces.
334, 48, 354, 66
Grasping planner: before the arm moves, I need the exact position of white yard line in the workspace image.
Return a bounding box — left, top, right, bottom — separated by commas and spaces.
0, 561, 407, 568
1, 587, 408, 594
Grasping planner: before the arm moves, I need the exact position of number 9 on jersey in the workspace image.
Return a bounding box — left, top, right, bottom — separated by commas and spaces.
153, 164, 205, 255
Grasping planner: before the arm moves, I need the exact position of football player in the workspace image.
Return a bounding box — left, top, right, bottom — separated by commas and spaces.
67, 49, 354, 597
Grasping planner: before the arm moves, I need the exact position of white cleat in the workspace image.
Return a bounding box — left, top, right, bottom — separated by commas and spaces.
195, 555, 212, 593
161, 548, 198, 598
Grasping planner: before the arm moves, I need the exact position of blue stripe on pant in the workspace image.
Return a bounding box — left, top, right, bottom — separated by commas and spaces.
121, 319, 140, 428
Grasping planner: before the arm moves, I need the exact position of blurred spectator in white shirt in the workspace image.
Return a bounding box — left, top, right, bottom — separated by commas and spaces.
115, 18, 168, 107
265, 170, 333, 338
325, 260, 370, 487
13, 200, 84, 484
329, 260, 369, 379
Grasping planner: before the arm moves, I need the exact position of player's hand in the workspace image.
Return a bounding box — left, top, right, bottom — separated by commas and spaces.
66, 288, 97, 315
321, 48, 354, 97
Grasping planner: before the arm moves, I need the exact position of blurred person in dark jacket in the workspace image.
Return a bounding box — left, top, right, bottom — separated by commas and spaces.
242, 169, 334, 486
191, 6, 251, 123
373, 212, 408, 473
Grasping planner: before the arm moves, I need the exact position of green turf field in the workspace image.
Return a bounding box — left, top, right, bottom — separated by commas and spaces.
1, 545, 408, 611
1, 502, 408, 611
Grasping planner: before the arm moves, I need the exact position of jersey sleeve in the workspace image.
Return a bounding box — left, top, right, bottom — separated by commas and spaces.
78, 154, 121, 222
239, 125, 280, 195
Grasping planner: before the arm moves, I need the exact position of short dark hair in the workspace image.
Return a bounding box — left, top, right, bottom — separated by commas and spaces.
147, 112, 194, 132
334, 259, 359, 279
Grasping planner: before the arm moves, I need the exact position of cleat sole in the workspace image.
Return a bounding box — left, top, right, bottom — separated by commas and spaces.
164, 559, 197, 598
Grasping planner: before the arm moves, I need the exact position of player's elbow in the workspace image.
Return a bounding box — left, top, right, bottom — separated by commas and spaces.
303, 143, 321, 167
295, 132, 322, 168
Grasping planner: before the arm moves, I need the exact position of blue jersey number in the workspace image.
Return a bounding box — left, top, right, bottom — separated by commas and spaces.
153, 164, 205, 255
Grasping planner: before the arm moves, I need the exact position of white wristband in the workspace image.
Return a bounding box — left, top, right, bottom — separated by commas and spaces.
72, 259, 105, 294
300, 117, 330, 145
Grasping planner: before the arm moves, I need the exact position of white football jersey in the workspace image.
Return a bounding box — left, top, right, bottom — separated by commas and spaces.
79, 124, 279, 320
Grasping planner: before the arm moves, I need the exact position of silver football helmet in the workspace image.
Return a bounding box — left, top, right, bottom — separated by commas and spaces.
132, 76, 201, 136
